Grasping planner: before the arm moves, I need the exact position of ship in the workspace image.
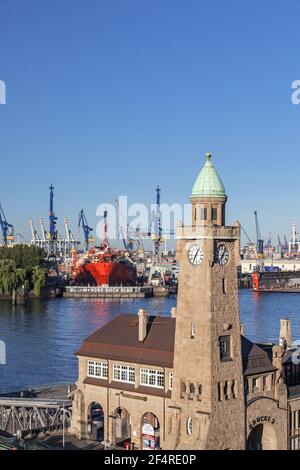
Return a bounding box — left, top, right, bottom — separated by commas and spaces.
253, 267, 300, 292
73, 210, 138, 287
74, 245, 138, 287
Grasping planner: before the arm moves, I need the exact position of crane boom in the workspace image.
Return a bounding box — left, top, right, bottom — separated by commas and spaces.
240, 225, 253, 245
254, 211, 264, 255
78, 209, 93, 250
0, 204, 14, 245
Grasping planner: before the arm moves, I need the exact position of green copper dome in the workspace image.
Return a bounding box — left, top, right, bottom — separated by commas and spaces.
191, 153, 226, 198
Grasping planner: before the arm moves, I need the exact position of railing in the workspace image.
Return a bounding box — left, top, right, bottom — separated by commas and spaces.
0, 397, 72, 437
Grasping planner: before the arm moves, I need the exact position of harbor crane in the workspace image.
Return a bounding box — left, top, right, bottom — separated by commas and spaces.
151, 185, 163, 266
0, 204, 14, 245
284, 235, 289, 251
240, 225, 253, 245
48, 184, 58, 257
78, 209, 94, 250
29, 219, 40, 245
254, 211, 264, 256
115, 198, 149, 252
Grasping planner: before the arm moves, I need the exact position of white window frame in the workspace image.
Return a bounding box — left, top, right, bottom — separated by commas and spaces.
87, 360, 108, 379
140, 368, 164, 389
113, 364, 135, 384
169, 372, 173, 390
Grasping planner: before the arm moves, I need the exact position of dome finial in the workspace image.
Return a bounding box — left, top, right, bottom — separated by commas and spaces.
191, 152, 226, 199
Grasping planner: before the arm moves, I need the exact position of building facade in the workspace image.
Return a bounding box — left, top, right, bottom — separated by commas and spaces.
70, 153, 300, 450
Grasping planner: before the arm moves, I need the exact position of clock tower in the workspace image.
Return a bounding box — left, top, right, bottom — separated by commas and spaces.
164, 153, 245, 450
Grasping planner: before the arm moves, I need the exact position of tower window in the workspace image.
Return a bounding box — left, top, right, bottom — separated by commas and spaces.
231, 380, 236, 399
187, 417, 193, 436
219, 335, 231, 361
223, 381, 228, 400
212, 207, 218, 221
200, 208, 207, 220
222, 278, 226, 294
191, 321, 196, 338
252, 378, 258, 392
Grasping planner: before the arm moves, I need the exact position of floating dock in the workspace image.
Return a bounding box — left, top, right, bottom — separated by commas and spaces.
63, 285, 153, 298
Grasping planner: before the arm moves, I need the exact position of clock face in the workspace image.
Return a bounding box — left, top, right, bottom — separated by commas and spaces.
188, 244, 204, 265
216, 244, 229, 266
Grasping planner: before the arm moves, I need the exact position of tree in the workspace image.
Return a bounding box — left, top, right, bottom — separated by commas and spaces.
32, 266, 47, 296
0, 245, 46, 270
0, 259, 17, 294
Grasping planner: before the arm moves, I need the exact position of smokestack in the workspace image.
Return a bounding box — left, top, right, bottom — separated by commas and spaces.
138, 309, 148, 342
279, 318, 292, 349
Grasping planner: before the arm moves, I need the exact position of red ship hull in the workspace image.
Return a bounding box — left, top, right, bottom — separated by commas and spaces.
84, 261, 136, 286
75, 256, 137, 286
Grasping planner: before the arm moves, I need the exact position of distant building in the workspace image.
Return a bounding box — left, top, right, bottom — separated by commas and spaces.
70, 153, 300, 450
240, 258, 300, 274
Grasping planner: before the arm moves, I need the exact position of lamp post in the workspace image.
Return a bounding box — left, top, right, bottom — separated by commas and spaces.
62, 403, 65, 448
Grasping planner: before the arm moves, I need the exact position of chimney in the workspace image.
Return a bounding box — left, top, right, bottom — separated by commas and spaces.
279, 318, 292, 349
138, 309, 148, 342
171, 307, 176, 318
240, 322, 244, 336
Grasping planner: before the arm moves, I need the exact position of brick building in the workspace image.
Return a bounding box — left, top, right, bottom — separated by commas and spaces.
70, 154, 300, 450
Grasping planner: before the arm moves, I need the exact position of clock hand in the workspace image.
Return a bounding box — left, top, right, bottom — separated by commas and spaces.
193, 248, 200, 262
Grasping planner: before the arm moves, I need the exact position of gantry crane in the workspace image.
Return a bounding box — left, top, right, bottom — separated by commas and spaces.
78, 209, 94, 250
0, 203, 14, 245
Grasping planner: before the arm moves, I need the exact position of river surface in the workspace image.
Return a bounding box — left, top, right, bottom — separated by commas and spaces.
1, 290, 300, 393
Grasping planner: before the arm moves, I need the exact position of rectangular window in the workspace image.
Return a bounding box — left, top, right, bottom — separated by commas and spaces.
252, 378, 258, 392
113, 364, 135, 384
212, 207, 218, 221
219, 335, 231, 361
200, 208, 207, 220
140, 368, 164, 389
262, 376, 267, 390
87, 360, 108, 379
222, 278, 226, 294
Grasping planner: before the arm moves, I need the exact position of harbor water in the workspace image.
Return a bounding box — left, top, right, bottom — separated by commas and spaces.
1, 291, 300, 393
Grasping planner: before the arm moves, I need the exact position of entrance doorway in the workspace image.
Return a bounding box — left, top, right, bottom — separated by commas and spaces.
114, 407, 131, 448
141, 412, 160, 450
87, 402, 104, 441
246, 423, 277, 450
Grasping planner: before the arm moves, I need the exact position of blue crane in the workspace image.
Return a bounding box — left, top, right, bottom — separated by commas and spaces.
254, 211, 264, 255
78, 209, 94, 250
151, 185, 163, 264
48, 184, 58, 256
0, 204, 14, 245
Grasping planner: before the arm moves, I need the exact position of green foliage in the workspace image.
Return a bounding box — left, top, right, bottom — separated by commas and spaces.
0, 245, 46, 270
0, 246, 48, 296
32, 266, 47, 296
0, 260, 28, 294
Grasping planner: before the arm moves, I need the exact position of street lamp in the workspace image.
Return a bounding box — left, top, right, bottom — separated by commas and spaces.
62, 403, 65, 448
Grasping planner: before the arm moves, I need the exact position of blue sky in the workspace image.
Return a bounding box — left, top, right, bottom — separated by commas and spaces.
0, 0, 300, 246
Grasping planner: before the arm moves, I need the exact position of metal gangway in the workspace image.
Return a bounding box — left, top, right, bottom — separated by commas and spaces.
0, 397, 72, 437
